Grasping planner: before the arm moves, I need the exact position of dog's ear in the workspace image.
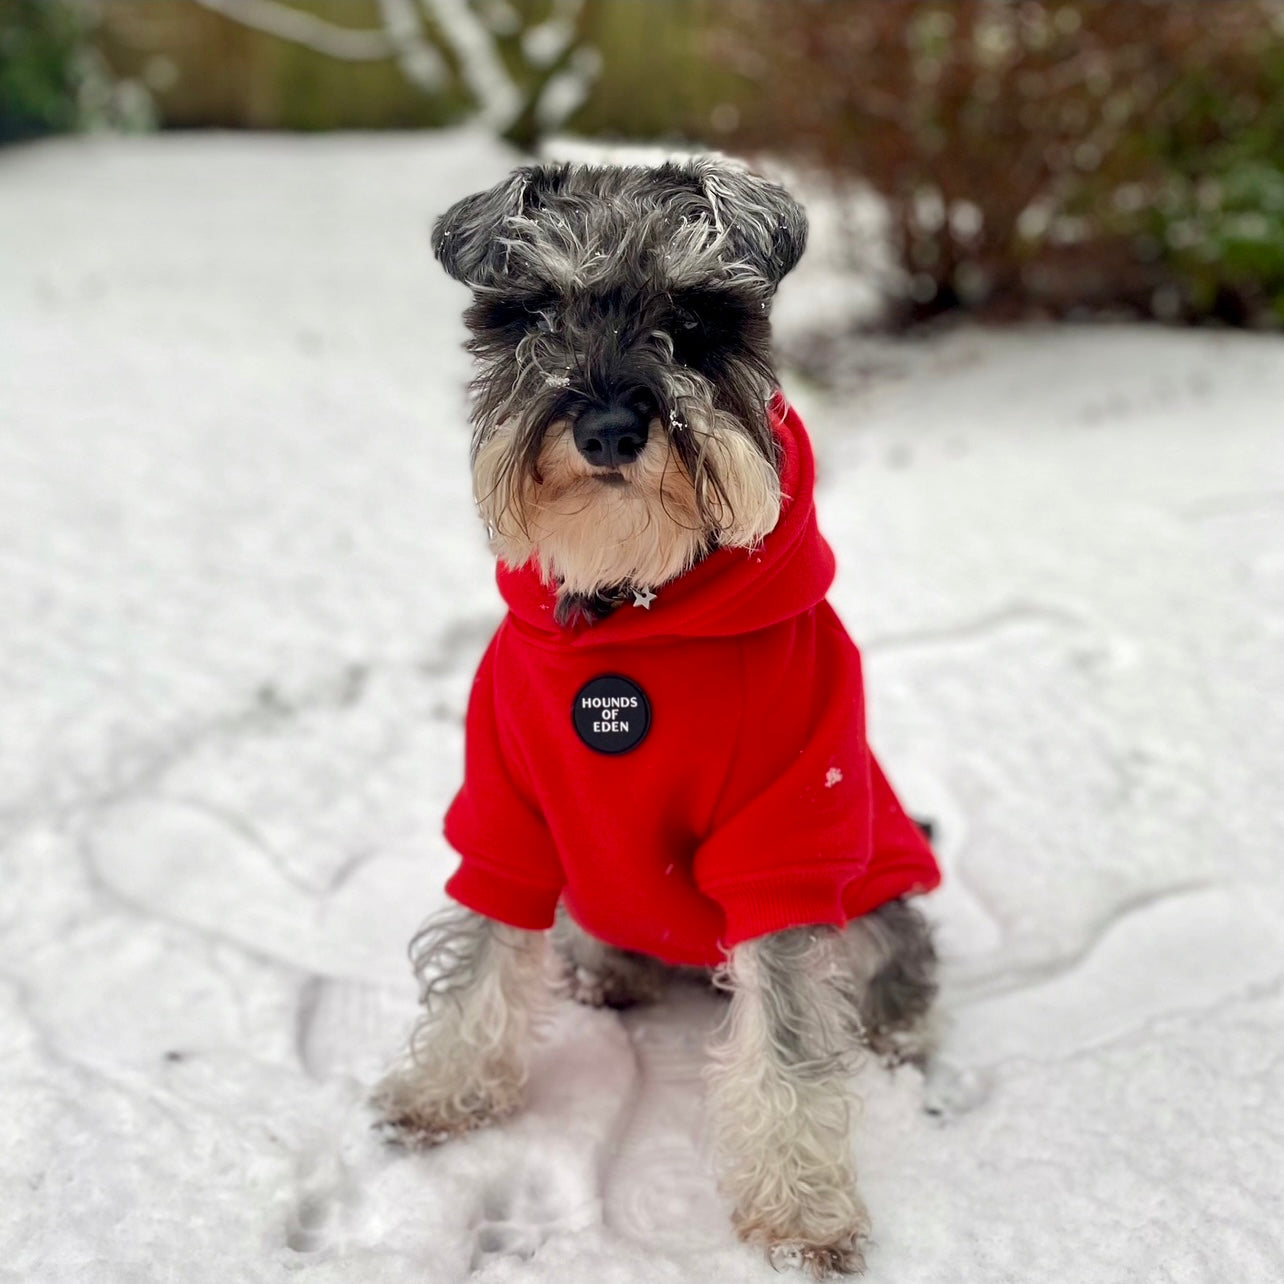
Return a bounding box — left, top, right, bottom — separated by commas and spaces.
689, 158, 808, 288
432, 164, 570, 288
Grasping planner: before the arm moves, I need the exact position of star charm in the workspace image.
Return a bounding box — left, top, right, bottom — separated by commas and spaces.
632, 586, 657, 610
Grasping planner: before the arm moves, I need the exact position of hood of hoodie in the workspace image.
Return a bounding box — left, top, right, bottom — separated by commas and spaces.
496, 396, 835, 647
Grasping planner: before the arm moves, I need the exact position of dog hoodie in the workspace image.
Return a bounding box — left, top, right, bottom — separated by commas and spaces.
443, 396, 941, 968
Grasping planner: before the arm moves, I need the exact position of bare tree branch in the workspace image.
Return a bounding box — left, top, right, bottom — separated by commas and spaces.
521, 0, 585, 69
418, 0, 521, 126
376, 0, 447, 90
190, 0, 595, 143
190, 0, 397, 62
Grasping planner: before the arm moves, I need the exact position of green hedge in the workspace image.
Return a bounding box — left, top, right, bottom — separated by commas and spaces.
0, 0, 83, 142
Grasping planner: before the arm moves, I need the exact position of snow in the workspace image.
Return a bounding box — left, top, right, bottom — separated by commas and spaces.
2, 131, 1283, 1283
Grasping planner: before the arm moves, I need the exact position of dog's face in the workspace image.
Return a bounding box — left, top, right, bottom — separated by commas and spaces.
433, 158, 808, 609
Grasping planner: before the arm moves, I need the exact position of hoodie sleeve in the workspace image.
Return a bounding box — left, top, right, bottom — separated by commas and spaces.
443, 631, 565, 930
692, 605, 874, 947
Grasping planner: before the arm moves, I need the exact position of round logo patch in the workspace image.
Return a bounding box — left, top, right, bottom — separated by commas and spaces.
572, 674, 651, 755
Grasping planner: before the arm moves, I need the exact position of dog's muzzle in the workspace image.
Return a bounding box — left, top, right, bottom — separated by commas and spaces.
573, 399, 650, 469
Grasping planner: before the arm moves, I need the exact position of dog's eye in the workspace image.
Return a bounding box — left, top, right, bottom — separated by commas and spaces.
534, 311, 556, 333
666, 290, 753, 374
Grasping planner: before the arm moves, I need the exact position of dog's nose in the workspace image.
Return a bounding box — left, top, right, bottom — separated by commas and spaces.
573, 403, 650, 468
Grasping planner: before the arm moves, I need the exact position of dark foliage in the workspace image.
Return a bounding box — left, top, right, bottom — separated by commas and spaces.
716, 0, 1284, 328
0, 0, 83, 143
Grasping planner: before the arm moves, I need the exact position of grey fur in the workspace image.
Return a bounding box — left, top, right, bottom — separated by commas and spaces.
407, 901, 500, 1009
708, 929, 873, 1275
704, 911, 937, 1274
850, 899, 939, 1060
433, 157, 807, 602
433, 156, 807, 295
376, 162, 939, 1274
713, 904, 938, 1074
551, 905, 672, 1009
555, 899, 938, 1057
740, 926, 867, 1078
372, 905, 551, 1145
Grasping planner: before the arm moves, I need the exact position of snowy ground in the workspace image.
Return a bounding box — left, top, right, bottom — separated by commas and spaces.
2, 132, 1282, 1284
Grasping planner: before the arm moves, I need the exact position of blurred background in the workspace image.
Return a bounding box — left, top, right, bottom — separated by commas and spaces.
6, 0, 1284, 331
4, 6, 1284, 1282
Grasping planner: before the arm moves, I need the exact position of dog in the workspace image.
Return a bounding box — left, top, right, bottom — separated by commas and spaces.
373, 157, 941, 1278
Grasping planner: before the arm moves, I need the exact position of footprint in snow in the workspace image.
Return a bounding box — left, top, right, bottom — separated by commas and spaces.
941, 885, 1284, 1068
444, 1003, 637, 1270
468, 1165, 572, 1271
285, 1145, 364, 1255
601, 981, 730, 1252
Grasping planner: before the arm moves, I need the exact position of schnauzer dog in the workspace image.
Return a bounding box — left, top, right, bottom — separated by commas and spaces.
374, 157, 941, 1277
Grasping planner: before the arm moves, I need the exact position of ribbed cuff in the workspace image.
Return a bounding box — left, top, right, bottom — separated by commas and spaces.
841, 859, 942, 919
708, 870, 849, 948
445, 860, 562, 932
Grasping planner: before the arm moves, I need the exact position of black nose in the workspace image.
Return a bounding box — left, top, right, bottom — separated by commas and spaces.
573, 402, 650, 468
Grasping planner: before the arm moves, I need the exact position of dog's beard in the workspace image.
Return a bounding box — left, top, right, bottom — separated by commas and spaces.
473, 410, 782, 598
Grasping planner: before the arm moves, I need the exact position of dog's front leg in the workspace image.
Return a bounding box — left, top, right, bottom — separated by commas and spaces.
373, 905, 551, 1147
708, 927, 871, 1278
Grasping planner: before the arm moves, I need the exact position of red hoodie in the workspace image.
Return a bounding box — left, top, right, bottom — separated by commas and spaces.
443, 398, 940, 968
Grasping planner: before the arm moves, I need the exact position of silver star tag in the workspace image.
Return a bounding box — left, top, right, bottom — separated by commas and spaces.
632, 586, 657, 610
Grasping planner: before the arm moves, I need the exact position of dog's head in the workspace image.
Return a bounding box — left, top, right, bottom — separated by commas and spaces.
433, 157, 807, 610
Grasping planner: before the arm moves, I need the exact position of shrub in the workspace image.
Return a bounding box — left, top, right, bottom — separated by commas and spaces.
717, 0, 1284, 328
0, 0, 153, 143
0, 0, 84, 142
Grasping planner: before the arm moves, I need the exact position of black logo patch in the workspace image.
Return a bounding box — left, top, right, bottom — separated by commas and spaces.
572, 674, 651, 755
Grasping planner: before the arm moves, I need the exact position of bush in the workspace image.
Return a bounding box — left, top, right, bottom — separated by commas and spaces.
1, 0, 153, 143
1134, 41, 1284, 325
717, 0, 1284, 328
0, 0, 84, 142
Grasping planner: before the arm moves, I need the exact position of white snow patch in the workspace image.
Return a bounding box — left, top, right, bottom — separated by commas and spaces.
1, 134, 1282, 1283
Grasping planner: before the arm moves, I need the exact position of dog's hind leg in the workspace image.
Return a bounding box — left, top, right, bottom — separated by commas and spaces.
551, 906, 672, 1009
707, 927, 871, 1278
372, 905, 551, 1147
838, 898, 940, 1066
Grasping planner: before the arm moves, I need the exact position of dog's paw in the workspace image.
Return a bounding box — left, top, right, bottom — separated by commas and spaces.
564, 964, 638, 1009
369, 1075, 518, 1150
562, 962, 666, 1010
372, 1108, 489, 1151
761, 1232, 870, 1279
737, 1210, 872, 1278
867, 1026, 929, 1068
563, 965, 612, 1008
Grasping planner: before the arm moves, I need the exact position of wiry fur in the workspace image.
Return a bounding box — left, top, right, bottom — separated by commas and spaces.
707, 928, 873, 1277
551, 904, 672, 1009
372, 905, 552, 1145
375, 898, 937, 1275
434, 156, 802, 604
475, 408, 781, 596
434, 157, 805, 304
844, 898, 940, 1064
374, 158, 940, 1278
